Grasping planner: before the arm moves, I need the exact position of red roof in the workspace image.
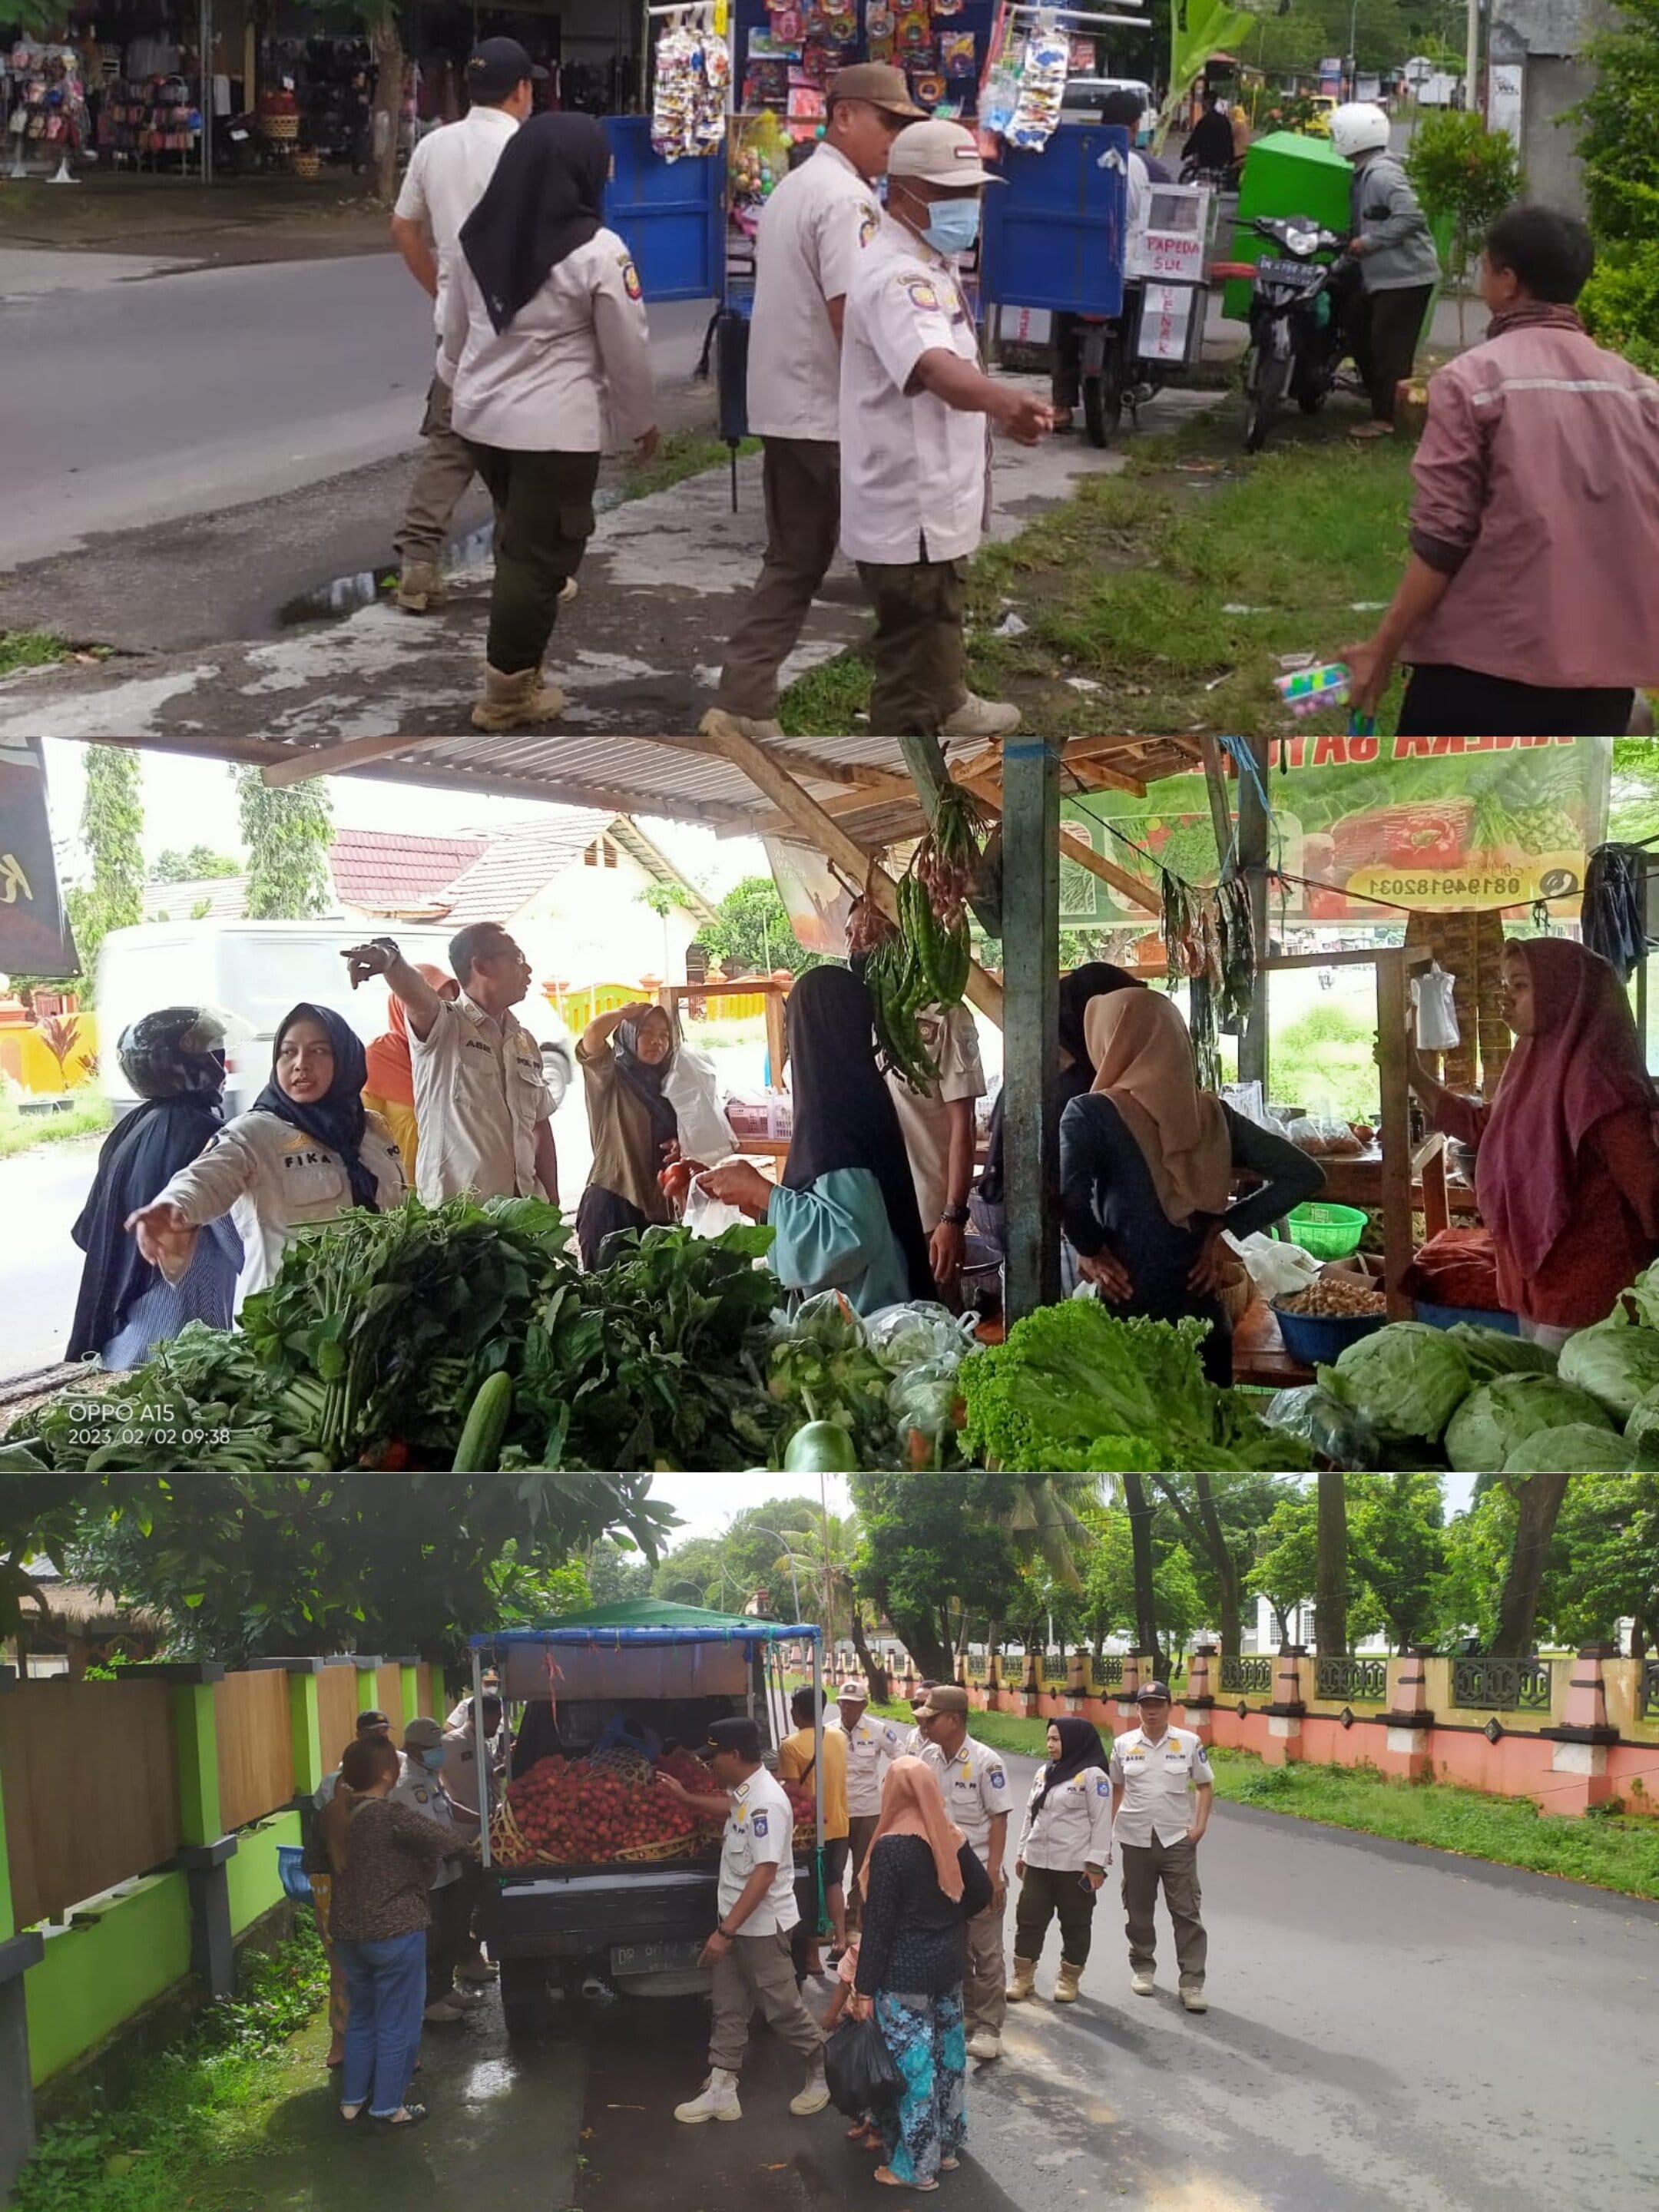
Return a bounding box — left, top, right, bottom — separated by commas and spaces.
329, 829, 488, 916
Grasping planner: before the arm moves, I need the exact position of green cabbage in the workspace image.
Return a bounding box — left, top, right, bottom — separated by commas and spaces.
1444, 1375, 1613, 1472
1556, 1319, 1659, 1422
1628, 1386, 1659, 1457
1443, 1323, 1558, 1383
1502, 1423, 1651, 1474
1320, 1322, 1471, 1442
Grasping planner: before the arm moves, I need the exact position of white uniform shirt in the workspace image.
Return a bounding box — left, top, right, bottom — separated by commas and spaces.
887, 1002, 986, 1230
393, 102, 518, 339
409, 992, 552, 1205
842, 1711, 906, 1816
391, 1753, 464, 1889
442, 230, 654, 454
1109, 1724, 1213, 1848
1017, 1763, 1114, 1872
747, 141, 881, 442
839, 212, 991, 565
157, 1107, 407, 1306
919, 1734, 1009, 1866
718, 1767, 799, 1935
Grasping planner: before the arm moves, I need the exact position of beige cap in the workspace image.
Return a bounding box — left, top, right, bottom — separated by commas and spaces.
887, 119, 1003, 187
915, 1684, 969, 1717
837, 1677, 870, 1703
829, 61, 926, 118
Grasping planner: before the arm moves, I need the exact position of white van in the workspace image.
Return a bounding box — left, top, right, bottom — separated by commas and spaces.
98, 919, 458, 1120
1060, 77, 1157, 143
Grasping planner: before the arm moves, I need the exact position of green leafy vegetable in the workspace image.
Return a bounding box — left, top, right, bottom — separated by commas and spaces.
1442, 1323, 1558, 1384
1320, 1323, 1472, 1443
1557, 1318, 1659, 1424
1502, 1424, 1654, 1474
1444, 1375, 1614, 1473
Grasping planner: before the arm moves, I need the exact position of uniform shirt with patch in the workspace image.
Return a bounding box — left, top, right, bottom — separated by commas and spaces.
1108, 1724, 1214, 1848
390, 1753, 464, 1889
839, 212, 992, 566
842, 1711, 906, 1816
392, 103, 518, 339
748, 141, 882, 442
886, 1001, 986, 1228
1016, 1763, 1114, 1873
156, 1106, 407, 1307
718, 1767, 800, 1934
409, 992, 553, 1206
442, 227, 655, 454
919, 1734, 1008, 1866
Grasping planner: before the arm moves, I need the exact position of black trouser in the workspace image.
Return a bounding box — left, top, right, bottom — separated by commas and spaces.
575, 1185, 652, 1272
1015, 1863, 1098, 1966
1397, 665, 1636, 740
1348, 282, 1433, 422
856, 557, 969, 739
426, 1877, 471, 2005
463, 442, 600, 674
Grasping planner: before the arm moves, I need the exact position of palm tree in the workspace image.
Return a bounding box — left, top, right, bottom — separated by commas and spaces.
994, 1475, 1102, 1594
777, 1510, 892, 1696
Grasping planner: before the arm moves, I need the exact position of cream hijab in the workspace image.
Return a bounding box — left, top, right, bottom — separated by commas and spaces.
1084, 991, 1233, 1228
857, 1756, 965, 1902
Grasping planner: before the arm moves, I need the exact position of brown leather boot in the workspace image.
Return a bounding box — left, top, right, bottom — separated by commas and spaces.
472, 664, 567, 733
1054, 1959, 1084, 2004
1006, 1955, 1039, 2002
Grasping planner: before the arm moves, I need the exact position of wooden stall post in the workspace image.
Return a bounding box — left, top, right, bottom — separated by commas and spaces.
1376, 949, 1413, 1318
763, 982, 788, 1091
0, 1671, 44, 2199
1003, 733, 1062, 1320
1237, 731, 1271, 1093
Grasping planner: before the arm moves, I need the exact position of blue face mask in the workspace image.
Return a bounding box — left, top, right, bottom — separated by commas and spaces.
421, 1747, 445, 1772
923, 199, 982, 258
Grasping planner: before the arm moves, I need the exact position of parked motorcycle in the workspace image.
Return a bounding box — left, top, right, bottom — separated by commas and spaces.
1067, 280, 1191, 449
1230, 213, 1355, 452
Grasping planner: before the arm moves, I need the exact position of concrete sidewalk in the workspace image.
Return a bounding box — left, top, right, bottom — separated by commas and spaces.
0, 387, 1216, 747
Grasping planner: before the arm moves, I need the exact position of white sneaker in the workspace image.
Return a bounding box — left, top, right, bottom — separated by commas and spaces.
698, 707, 785, 742
966, 2030, 1002, 2061
674, 2068, 743, 2124
1181, 1988, 1208, 2014
1131, 1972, 1156, 1997
423, 1995, 469, 2023
942, 692, 1022, 740
790, 2065, 831, 2116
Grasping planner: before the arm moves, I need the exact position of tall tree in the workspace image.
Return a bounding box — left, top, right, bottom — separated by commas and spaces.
153, 846, 241, 883
1145, 1467, 1295, 1657
1494, 1470, 1573, 1655
700, 877, 820, 978
1122, 1471, 1164, 1669
1315, 1468, 1349, 1655
1247, 1492, 1320, 1646
68, 745, 144, 981
993, 1475, 1099, 1593
237, 766, 333, 919
1541, 1470, 1659, 1654
1080, 1502, 1200, 1666
1346, 1471, 1446, 1651
851, 1469, 1023, 1682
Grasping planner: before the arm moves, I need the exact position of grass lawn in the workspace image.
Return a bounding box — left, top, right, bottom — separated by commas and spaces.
868, 1699, 1659, 1901
12, 1922, 327, 2212
0, 631, 73, 678
780, 399, 1416, 740
621, 430, 758, 503
0, 1094, 111, 1159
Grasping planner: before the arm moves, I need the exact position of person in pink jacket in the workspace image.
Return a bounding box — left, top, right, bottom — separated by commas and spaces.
1342, 204, 1659, 737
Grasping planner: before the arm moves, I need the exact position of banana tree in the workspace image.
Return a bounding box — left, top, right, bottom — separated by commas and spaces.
1158, 0, 1266, 147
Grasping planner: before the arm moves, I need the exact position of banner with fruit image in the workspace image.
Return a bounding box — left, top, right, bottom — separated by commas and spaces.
1059, 733, 1611, 925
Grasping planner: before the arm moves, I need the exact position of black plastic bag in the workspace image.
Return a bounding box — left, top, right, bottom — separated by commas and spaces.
823, 2012, 902, 2118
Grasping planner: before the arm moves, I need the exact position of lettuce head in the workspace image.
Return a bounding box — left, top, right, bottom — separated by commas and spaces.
1445, 1374, 1613, 1473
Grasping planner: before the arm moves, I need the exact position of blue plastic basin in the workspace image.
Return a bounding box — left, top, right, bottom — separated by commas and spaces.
1412, 1301, 1520, 1335
1271, 1301, 1387, 1366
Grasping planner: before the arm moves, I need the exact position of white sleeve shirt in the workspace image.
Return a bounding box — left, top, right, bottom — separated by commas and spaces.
1017, 1764, 1114, 1872
390, 1755, 464, 1889
717, 1768, 800, 1935
839, 214, 992, 565
393, 104, 520, 339
843, 1714, 906, 1816
1109, 1725, 1214, 1848
920, 1735, 1009, 1864
747, 141, 882, 442
887, 1001, 986, 1229
409, 994, 553, 1205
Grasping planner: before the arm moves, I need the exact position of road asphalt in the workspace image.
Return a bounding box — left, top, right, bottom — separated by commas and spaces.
211, 1750, 1657, 2212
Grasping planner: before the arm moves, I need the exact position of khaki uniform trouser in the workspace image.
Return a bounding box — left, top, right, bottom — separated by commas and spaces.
856, 556, 969, 739
717, 435, 842, 719
707, 1929, 825, 2076
963, 1898, 1006, 2038
310, 1871, 349, 2039
1119, 1833, 1207, 1990
395, 372, 478, 565
845, 1813, 880, 1933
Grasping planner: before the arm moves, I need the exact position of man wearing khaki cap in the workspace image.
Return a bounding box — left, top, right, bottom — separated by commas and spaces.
839, 120, 1052, 747
703, 65, 923, 745
916, 1682, 1011, 2060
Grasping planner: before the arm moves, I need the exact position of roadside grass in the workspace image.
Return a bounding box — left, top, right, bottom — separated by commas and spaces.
780, 401, 1416, 739
621, 430, 758, 503
12, 1921, 327, 2212
867, 1700, 1659, 1900
0, 1094, 111, 1158
0, 631, 73, 677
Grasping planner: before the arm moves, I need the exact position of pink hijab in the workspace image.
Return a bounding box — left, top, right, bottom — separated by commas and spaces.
1477, 938, 1656, 1277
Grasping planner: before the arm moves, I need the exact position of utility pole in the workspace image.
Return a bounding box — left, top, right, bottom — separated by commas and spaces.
1465, 0, 1480, 114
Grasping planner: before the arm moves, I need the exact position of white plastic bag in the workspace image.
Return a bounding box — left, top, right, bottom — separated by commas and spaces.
1230, 1230, 1320, 1303
663, 1042, 739, 1164
1411, 962, 1459, 1051
684, 1178, 747, 1240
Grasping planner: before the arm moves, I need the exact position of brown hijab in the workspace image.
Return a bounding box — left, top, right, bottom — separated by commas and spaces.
1084, 989, 1233, 1227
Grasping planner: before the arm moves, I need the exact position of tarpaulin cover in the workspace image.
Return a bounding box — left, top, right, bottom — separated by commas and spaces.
476, 1604, 819, 1704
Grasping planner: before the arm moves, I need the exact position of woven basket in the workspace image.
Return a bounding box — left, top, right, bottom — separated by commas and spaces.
614, 1834, 700, 1863
293, 147, 320, 179
261, 112, 299, 141
588, 1747, 654, 1786
488, 1795, 534, 1866
791, 1822, 816, 1852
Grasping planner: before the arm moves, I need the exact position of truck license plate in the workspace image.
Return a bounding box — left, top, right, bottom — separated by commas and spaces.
611, 1940, 705, 1976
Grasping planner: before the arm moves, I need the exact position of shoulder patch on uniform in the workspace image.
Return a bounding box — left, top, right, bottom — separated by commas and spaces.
620, 255, 642, 300
989, 1767, 1006, 1789
859, 206, 879, 246
1096, 1778, 1111, 1796
751, 1810, 770, 1838
901, 273, 942, 313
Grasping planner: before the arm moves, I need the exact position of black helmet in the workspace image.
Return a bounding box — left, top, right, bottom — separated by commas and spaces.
118, 1006, 229, 1101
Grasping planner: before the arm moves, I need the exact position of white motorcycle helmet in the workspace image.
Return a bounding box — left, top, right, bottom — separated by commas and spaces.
1330, 102, 1391, 160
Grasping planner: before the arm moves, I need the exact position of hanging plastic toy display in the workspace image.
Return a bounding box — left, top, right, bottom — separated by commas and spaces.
651, 5, 731, 162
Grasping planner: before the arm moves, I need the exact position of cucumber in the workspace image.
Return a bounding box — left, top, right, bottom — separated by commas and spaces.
453, 1372, 514, 1472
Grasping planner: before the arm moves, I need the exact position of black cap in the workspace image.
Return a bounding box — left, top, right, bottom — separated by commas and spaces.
705, 1717, 763, 1763
466, 37, 547, 101
356, 1707, 390, 1729
1135, 1681, 1172, 1703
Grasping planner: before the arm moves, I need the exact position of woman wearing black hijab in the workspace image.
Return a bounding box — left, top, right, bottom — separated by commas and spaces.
442, 111, 660, 735
575, 998, 680, 1269
687, 965, 932, 1315
127, 1004, 407, 1307
1009, 1717, 1113, 2005
68, 1006, 240, 1367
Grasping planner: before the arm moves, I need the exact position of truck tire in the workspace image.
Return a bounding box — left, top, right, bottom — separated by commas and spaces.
500, 1958, 554, 2040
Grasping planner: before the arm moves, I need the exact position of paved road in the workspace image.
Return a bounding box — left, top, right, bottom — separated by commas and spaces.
222, 1753, 1656, 2212
1, 1136, 102, 1380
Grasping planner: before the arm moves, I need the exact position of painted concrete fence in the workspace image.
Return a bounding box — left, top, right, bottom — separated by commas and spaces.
949, 1646, 1658, 1820
0, 1653, 440, 2197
